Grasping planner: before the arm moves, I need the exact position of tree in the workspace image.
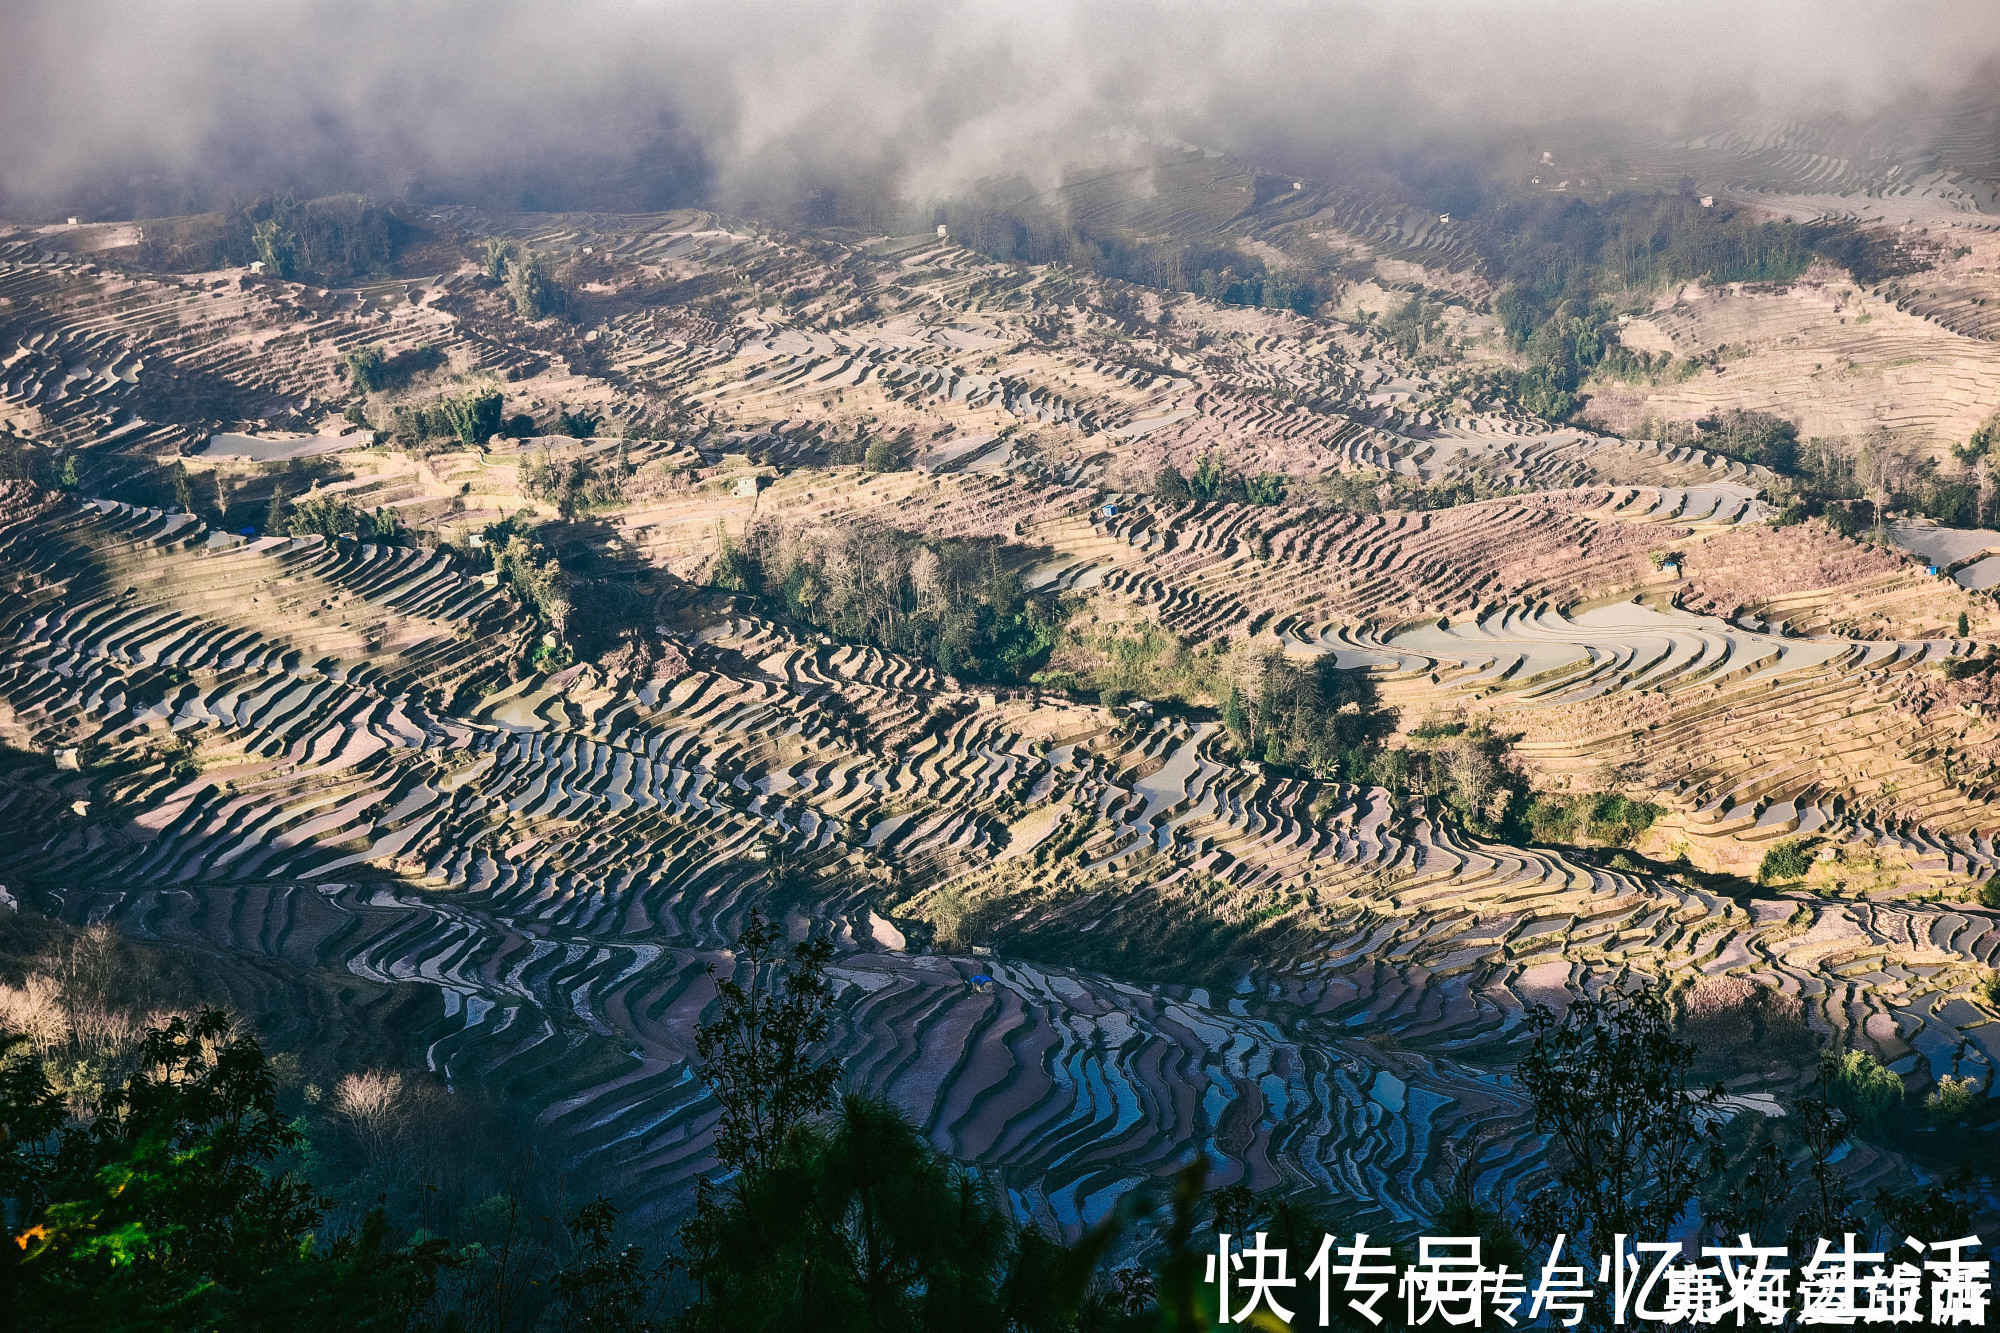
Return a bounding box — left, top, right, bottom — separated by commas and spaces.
1821, 1049, 1903, 1127
55, 454, 78, 492
169, 463, 196, 513
441, 388, 504, 448
1223, 684, 1249, 748
676, 910, 1129, 1332
862, 436, 906, 472
549, 1198, 669, 1333
1757, 839, 1812, 884
345, 343, 387, 393
1151, 464, 1190, 504
1189, 452, 1225, 502
491, 530, 571, 632
1243, 473, 1286, 506
1518, 987, 1722, 1277
483, 238, 515, 282
285, 484, 360, 539
557, 407, 601, 440
1958, 611, 1971, 637
680, 1095, 1120, 1333
251, 218, 297, 279
693, 911, 839, 1177
0, 1011, 446, 1333
505, 250, 563, 320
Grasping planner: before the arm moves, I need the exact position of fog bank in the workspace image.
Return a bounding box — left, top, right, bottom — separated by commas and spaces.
5, 0, 1997, 218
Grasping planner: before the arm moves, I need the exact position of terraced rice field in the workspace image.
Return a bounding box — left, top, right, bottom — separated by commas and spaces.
1, 193, 1996, 1232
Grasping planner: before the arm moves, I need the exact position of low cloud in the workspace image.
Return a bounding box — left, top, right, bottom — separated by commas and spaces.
5, 1, 1997, 218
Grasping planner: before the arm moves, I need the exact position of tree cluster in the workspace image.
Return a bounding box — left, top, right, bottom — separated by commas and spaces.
1221, 651, 1393, 780
217, 194, 407, 285
709, 520, 1061, 683
1151, 454, 1285, 507
385, 387, 505, 451
265, 483, 403, 543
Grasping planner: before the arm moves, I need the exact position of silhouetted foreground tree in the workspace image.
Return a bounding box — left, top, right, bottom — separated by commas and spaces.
1519, 988, 1724, 1276
675, 911, 1124, 1331
0, 1010, 448, 1332
1517, 984, 1995, 1329
9, 921, 1982, 1332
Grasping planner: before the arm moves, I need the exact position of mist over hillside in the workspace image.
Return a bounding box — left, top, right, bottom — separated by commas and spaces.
8, 1, 2000, 221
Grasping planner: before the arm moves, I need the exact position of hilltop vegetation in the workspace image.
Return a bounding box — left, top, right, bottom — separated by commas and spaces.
710, 520, 1063, 683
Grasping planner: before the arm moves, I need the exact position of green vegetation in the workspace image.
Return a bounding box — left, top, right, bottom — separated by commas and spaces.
218, 194, 405, 285
1821, 1048, 1904, 1126
691, 912, 839, 1177
481, 237, 514, 282
862, 434, 909, 472
1523, 791, 1660, 846
1518, 986, 1721, 1266
267, 484, 403, 543
1483, 192, 1929, 420
379, 386, 503, 451
712, 520, 1060, 683
484, 519, 571, 632
1981, 873, 2000, 909
556, 405, 602, 439
1151, 453, 1285, 506
503, 250, 565, 320
1756, 839, 1813, 885
0, 1010, 450, 1332
1378, 718, 1523, 836
1925, 1075, 1979, 1127
1674, 409, 1799, 472
934, 193, 1320, 315
1033, 621, 1226, 710
344, 342, 388, 392
523, 444, 630, 517
674, 911, 1215, 1331
1223, 651, 1394, 780
1378, 295, 1443, 357
1312, 466, 1517, 514
1955, 407, 2000, 467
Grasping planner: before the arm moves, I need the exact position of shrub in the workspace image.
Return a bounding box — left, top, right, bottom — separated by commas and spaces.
1978, 970, 2000, 1008
1525, 791, 1660, 846
1757, 839, 1813, 884
1925, 1075, 1980, 1127
1980, 873, 2000, 909
1244, 472, 1287, 506
1822, 1049, 1903, 1126
862, 435, 908, 472
505, 250, 564, 319
344, 343, 387, 392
